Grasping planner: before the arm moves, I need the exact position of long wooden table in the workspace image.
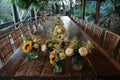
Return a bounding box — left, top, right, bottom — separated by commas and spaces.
0, 16, 120, 79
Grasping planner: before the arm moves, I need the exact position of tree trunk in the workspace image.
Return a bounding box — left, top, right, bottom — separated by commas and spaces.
114, 0, 117, 11
82, 0, 86, 20
30, 8, 35, 21
95, 0, 101, 24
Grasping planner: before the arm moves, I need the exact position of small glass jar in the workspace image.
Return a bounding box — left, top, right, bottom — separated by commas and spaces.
53, 61, 63, 73
29, 50, 38, 59
72, 53, 83, 71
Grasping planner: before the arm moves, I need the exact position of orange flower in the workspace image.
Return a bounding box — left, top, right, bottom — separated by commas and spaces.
49, 51, 56, 64
50, 51, 56, 58
45, 39, 50, 45
31, 35, 36, 40
37, 38, 41, 44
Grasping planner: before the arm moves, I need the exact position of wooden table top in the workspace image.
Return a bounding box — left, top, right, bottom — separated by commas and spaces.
0, 16, 120, 79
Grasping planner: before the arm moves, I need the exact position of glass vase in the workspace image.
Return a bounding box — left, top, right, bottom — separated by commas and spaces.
72, 53, 83, 71
53, 61, 62, 73
29, 50, 38, 59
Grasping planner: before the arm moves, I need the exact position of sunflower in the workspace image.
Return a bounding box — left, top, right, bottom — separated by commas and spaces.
22, 41, 32, 53
50, 58, 55, 64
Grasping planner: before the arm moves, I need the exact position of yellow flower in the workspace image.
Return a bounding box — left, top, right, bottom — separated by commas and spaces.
33, 43, 39, 49
50, 59, 54, 64
53, 30, 58, 35
22, 41, 32, 53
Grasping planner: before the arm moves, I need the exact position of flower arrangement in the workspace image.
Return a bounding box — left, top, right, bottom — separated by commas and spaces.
40, 14, 95, 72
41, 14, 67, 73
22, 35, 41, 59
64, 37, 94, 70
65, 37, 94, 57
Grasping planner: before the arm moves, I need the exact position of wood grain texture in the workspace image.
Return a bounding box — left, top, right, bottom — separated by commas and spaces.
92, 26, 103, 45
102, 31, 120, 57
20, 26, 30, 39
10, 28, 23, 49
0, 34, 13, 64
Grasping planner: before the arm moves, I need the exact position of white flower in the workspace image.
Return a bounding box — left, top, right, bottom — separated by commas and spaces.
79, 47, 88, 56
55, 26, 59, 29
41, 44, 47, 52
64, 37, 69, 42
59, 52, 66, 60
58, 29, 62, 33
33, 39, 37, 42
65, 48, 74, 56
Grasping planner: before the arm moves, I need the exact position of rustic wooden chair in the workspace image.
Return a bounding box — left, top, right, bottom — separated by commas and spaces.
75, 17, 78, 23
80, 20, 86, 30
92, 26, 103, 45
20, 26, 30, 39
84, 22, 93, 37
33, 20, 38, 29
77, 19, 81, 28
116, 48, 120, 63
37, 19, 43, 30
0, 35, 13, 65
76, 19, 80, 24
102, 31, 120, 57
10, 28, 23, 49
39, 18, 43, 25
29, 22, 34, 35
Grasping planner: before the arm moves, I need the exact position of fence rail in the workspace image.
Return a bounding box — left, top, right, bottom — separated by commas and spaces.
0, 16, 42, 37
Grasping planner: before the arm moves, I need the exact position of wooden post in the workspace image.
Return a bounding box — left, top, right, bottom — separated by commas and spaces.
30, 8, 35, 21
82, 0, 86, 20
12, 4, 19, 28
95, 0, 101, 24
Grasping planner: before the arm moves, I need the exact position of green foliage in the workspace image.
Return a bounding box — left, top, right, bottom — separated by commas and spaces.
74, 5, 83, 19
74, 1, 96, 20
10, 0, 48, 10
70, 37, 80, 50
100, 0, 115, 17
74, 9, 83, 19
10, 0, 32, 9
0, 0, 13, 22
